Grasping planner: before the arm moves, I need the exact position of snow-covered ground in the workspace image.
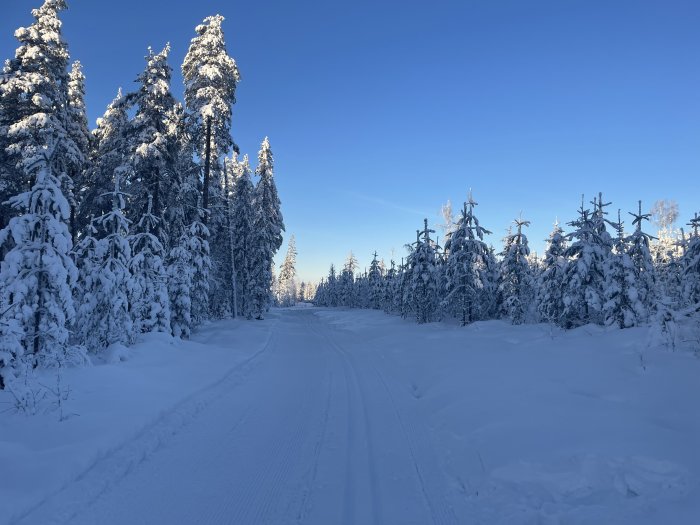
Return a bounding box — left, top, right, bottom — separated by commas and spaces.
1, 308, 698, 524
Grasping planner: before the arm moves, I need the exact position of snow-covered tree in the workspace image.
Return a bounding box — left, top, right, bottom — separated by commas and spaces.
536, 220, 568, 324
625, 201, 656, 321
497, 215, 533, 324
187, 218, 211, 327
0, 0, 78, 231
127, 44, 180, 244
129, 195, 170, 333
442, 194, 497, 325
65, 60, 90, 239
255, 137, 285, 254
561, 194, 614, 328
278, 235, 298, 307
682, 213, 700, 308
75, 176, 134, 352
406, 219, 439, 323
0, 149, 77, 394
182, 14, 240, 184
603, 212, 638, 328
368, 252, 384, 309
77, 89, 131, 234
230, 154, 255, 317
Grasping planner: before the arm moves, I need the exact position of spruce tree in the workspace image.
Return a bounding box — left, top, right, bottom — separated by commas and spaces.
0, 148, 77, 394
561, 194, 614, 327
682, 213, 700, 308
129, 195, 170, 333
408, 219, 439, 324
536, 221, 568, 324
76, 176, 134, 352
127, 44, 180, 245
278, 235, 298, 307
230, 154, 255, 317
0, 0, 77, 230
442, 193, 496, 324
497, 215, 533, 324
368, 252, 384, 309
77, 89, 131, 233
603, 212, 638, 328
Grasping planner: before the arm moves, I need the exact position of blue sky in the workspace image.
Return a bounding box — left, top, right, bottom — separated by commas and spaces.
2, 0, 699, 282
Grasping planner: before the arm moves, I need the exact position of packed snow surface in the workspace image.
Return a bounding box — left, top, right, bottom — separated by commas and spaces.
1, 308, 698, 524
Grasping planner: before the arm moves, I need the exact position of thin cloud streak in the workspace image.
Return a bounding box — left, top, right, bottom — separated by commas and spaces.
344, 191, 434, 219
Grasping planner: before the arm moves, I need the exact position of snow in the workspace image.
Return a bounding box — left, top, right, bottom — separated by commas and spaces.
2, 308, 699, 524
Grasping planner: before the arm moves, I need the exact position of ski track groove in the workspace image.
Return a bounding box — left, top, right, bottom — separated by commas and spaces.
370, 357, 460, 525
306, 316, 381, 525
10, 326, 278, 525
315, 312, 460, 525
293, 317, 334, 523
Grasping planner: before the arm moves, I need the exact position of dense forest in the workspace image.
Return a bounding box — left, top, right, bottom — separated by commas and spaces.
0, 1, 284, 408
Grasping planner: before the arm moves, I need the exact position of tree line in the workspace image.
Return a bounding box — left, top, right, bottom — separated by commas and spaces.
315, 192, 700, 335
0, 1, 284, 408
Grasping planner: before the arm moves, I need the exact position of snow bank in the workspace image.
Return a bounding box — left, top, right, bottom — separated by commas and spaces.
0, 318, 274, 525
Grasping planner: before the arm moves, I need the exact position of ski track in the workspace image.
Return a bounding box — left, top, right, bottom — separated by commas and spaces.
14, 309, 462, 525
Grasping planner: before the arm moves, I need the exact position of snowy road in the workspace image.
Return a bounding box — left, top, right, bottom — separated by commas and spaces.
17, 309, 459, 525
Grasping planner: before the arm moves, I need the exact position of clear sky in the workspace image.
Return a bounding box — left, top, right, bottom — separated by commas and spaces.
2, 0, 699, 282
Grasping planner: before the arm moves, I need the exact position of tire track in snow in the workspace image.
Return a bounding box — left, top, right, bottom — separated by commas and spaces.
11, 326, 278, 525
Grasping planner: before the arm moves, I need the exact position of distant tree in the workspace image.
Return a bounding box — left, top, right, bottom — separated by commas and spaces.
278, 235, 298, 306
407, 219, 439, 323
368, 252, 384, 309
497, 215, 533, 324
536, 221, 568, 324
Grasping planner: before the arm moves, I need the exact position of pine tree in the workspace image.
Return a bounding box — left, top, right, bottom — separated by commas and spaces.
536, 220, 568, 324
0, 148, 77, 395
129, 195, 170, 334
497, 215, 533, 324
